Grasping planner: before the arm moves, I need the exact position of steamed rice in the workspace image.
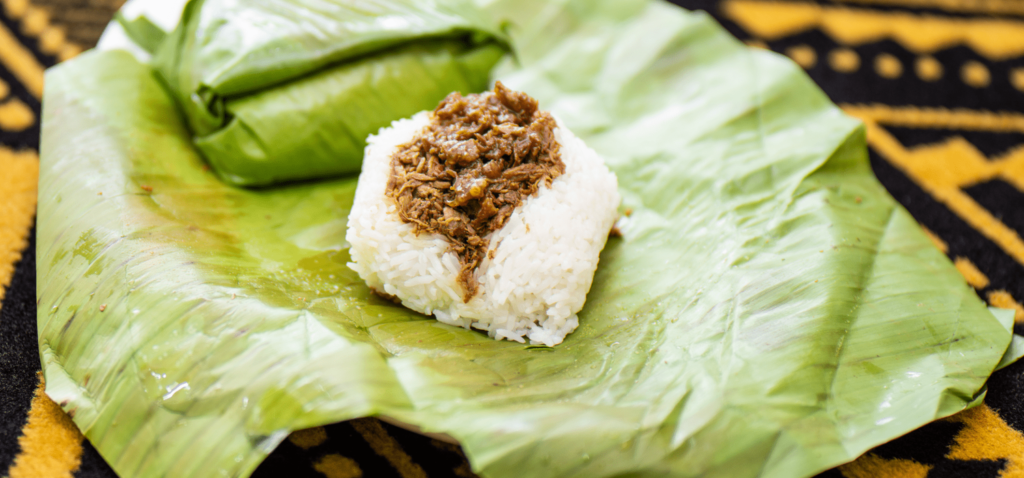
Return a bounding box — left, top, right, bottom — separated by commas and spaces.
346, 111, 620, 346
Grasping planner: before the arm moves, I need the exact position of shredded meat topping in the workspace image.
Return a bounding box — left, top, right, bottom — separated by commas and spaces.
386, 82, 564, 302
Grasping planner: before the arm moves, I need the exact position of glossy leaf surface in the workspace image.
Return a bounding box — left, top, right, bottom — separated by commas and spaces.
153, 0, 507, 186
38, 1, 1014, 477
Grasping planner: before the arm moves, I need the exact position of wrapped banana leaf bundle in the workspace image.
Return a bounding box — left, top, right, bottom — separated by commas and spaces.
150, 0, 507, 186
37, 0, 1022, 477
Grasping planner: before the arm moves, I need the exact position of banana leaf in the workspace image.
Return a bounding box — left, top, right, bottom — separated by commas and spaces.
153, 0, 507, 186
38, 0, 1016, 477
114, 12, 166, 55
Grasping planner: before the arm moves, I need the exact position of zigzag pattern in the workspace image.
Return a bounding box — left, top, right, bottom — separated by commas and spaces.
3, 0, 1024, 477
717, 0, 1024, 475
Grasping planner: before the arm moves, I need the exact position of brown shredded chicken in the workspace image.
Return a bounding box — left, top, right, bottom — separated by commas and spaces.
385, 81, 564, 302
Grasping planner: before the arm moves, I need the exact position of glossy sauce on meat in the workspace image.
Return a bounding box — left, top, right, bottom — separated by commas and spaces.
385, 82, 564, 301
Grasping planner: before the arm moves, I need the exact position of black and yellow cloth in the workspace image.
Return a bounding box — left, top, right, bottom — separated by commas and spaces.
2, 0, 1024, 477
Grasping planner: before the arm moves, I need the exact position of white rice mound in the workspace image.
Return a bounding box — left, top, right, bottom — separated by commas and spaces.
346, 111, 620, 346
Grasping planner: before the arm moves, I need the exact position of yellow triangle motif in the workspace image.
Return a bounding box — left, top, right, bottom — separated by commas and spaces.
722, 0, 1024, 61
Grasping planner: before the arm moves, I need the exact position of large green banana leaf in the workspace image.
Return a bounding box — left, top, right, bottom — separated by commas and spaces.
152, 0, 506, 186
38, 0, 1016, 477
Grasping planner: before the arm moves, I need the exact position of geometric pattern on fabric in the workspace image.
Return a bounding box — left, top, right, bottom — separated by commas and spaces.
3, 0, 1024, 477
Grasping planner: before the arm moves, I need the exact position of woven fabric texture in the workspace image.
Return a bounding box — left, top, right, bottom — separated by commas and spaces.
2, 0, 1024, 477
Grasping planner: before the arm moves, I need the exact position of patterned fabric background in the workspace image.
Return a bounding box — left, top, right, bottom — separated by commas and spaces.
2, 0, 1024, 477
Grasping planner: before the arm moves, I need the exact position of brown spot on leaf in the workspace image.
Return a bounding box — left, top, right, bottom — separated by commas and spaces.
370, 287, 403, 305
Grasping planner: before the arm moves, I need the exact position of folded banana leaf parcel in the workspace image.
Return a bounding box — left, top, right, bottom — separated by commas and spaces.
149, 0, 508, 186
37, 0, 1022, 477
